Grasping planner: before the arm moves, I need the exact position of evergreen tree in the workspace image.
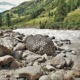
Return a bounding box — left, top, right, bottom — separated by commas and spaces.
48, 11, 50, 18
54, 0, 67, 22
0, 13, 2, 27
6, 13, 11, 27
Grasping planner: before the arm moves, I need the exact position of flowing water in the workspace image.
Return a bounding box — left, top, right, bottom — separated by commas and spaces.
13, 28, 80, 51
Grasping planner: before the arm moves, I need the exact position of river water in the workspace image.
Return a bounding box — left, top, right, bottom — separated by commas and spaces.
13, 28, 80, 51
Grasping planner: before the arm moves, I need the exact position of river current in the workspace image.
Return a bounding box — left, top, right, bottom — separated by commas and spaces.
13, 28, 80, 52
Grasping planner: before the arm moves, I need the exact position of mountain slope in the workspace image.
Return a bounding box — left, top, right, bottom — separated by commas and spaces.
1, 0, 80, 29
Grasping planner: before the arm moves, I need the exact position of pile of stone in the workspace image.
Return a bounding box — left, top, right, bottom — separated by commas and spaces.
0, 30, 80, 80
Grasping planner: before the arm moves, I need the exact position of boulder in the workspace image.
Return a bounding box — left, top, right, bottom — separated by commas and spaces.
13, 43, 26, 51
64, 73, 73, 80
72, 56, 80, 71
0, 55, 13, 66
65, 56, 72, 67
15, 66, 42, 80
50, 70, 64, 80
26, 54, 41, 63
0, 37, 13, 56
47, 53, 66, 69
10, 60, 23, 68
26, 34, 55, 55
45, 64, 56, 71
64, 70, 80, 79
39, 75, 50, 80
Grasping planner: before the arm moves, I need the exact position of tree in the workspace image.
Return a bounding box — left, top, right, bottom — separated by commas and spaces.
0, 13, 2, 27
48, 11, 50, 18
6, 13, 11, 27
54, 0, 67, 22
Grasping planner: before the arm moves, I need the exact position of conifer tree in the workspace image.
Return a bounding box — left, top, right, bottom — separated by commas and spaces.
6, 13, 11, 27
0, 13, 2, 27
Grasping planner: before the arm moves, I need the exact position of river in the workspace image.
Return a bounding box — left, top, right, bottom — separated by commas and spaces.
13, 28, 80, 52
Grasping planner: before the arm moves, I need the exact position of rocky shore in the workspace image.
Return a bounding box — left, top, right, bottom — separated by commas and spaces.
0, 30, 80, 80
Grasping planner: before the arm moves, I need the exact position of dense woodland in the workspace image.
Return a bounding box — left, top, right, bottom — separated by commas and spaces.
0, 0, 80, 29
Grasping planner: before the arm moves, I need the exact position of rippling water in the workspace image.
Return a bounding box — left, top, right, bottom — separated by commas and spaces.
13, 28, 80, 51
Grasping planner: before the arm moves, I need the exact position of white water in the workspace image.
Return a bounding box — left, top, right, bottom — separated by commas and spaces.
13, 28, 80, 50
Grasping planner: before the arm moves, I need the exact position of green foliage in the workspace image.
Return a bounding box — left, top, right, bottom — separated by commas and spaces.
30, 8, 45, 19
45, 21, 63, 29
0, 13, 2, 27
63, 12, 80, 29
67, 0, 80, 12
54, 0, 67, 22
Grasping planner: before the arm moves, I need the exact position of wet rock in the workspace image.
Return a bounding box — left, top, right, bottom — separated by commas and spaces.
13, 43, 26, 51
51, 36, 55, 39
60, 39, 71, 44
26, 34, 55, 55
15, 66, 42, 80
12, 51, 23, 60
39, 75, 50, 80
0, 55, 13, 66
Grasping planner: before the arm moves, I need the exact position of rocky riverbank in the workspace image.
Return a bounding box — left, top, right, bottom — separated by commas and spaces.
0, 30, 80, 80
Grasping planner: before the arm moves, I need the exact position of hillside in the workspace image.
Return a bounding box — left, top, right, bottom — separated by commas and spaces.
0, 0, 80, 29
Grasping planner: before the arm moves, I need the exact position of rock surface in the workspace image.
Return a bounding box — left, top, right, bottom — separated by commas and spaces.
26, 34, 55, 55
0, 37, 13, 56
0, 55, 13, 66
0, 30, 80, 80
10, 60, 23, 68
15, 66, 42, 80
39, 75, 50, 80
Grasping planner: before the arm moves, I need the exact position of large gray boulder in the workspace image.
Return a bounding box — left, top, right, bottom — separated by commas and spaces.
15, 66, 42, 80
25, 34, 55, 55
